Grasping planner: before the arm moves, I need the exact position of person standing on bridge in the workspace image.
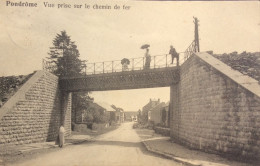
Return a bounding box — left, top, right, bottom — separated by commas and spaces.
169, 45, 179, 66
59, 125, 65, 148
144, 48, 151, 69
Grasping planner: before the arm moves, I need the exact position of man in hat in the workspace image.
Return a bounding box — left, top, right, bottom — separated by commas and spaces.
144, 48, 151, 69
169, 45, 179, 66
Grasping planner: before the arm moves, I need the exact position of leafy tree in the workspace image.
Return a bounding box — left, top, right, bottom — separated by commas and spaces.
83, 105, 110, 124
161, 108, 166, 126
72, 92, 93, 122
84, 110, 94, 123
48, 31, 83, 77
99, 112, 110, 123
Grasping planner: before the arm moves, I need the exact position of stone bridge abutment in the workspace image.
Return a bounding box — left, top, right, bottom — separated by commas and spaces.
0, 71, 72, 146
170, 53, 260, 160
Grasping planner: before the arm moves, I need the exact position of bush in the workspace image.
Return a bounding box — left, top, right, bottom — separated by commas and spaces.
132, 122, 153, 129
92, 123, 109, 130
74, 124, 91, 132
213, 52, 260, 83
85, 114, 94, 123
148, 121, 155, 129
154, 126, 170, 136
110, 121, 117, 126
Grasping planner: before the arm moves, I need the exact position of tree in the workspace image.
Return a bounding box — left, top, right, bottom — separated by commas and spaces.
47, 31, 92, 124
83, 106, 110, 124
72, 92, 93, 123
47, 31, 83, 77
161, 108, 166, 126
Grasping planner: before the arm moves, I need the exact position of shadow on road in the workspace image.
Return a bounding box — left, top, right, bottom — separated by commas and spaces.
72, 139, 173, 160
91, 140, 141, 148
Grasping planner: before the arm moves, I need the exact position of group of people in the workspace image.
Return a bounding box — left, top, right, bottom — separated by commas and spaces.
144, 45, 179, 69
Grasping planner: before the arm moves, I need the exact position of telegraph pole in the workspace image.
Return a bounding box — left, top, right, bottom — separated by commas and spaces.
193, 17, 200, 52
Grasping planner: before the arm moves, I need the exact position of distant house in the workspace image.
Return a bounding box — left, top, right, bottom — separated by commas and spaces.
142, 98, 160, 122
149, 102, 166, 125
111, 105, 125, 123
124, 111, 138, 121
74, 102, 116, 124
120, 110, 125, 123
95, 102, 117, 123
116, 108, 125, 123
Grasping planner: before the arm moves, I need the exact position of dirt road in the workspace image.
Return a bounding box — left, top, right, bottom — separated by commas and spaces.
10, 122, 182, 166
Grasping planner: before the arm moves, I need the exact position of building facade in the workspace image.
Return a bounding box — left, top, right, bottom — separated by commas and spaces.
142, 98, 160, 122
149, 102, 166, 125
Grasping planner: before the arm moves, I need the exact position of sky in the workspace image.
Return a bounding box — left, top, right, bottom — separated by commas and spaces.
0, 0, 259, 111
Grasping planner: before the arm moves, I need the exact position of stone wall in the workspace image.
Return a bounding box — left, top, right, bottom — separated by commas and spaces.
170, 54, 260, 160
61, 92, 72, 136
0, 71, 71, 145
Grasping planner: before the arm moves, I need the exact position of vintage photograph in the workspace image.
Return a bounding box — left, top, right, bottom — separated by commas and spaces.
0, 0, 259, 166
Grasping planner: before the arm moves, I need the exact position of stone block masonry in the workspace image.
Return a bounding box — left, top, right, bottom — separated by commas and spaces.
0, 71, 71, 145
170, 53, 260, 160
61, 92, 72, 137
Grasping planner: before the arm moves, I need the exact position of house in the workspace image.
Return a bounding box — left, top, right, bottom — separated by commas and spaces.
149, 102, 166, 125
124, 111, 138, 121
120, 110, 125, 123
142, 98, 160, 122
116, 107, 125, 123
74, 101, 116, 124
111, 105, 125, 123
95, 102, 117, 123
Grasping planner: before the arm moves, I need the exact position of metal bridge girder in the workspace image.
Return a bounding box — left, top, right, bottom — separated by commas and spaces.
59, 67, 180, 92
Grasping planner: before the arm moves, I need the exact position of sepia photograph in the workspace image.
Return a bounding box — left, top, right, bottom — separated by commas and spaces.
0, 0, 259, 166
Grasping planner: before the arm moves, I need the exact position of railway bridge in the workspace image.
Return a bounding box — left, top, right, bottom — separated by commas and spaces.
1, 17, 259, 160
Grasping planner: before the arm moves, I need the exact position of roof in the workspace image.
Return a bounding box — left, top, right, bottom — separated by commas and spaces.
150, 102, 166, 111
94, 102, 116, 112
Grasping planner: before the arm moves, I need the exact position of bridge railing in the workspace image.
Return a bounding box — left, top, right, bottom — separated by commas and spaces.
43, 44, 196, 75
42, 52, 191, 75
84, 53, 188, 75
184, 40, 197, 61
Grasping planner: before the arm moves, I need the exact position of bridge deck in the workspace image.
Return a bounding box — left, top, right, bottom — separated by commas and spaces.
59, 67, 180, 92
